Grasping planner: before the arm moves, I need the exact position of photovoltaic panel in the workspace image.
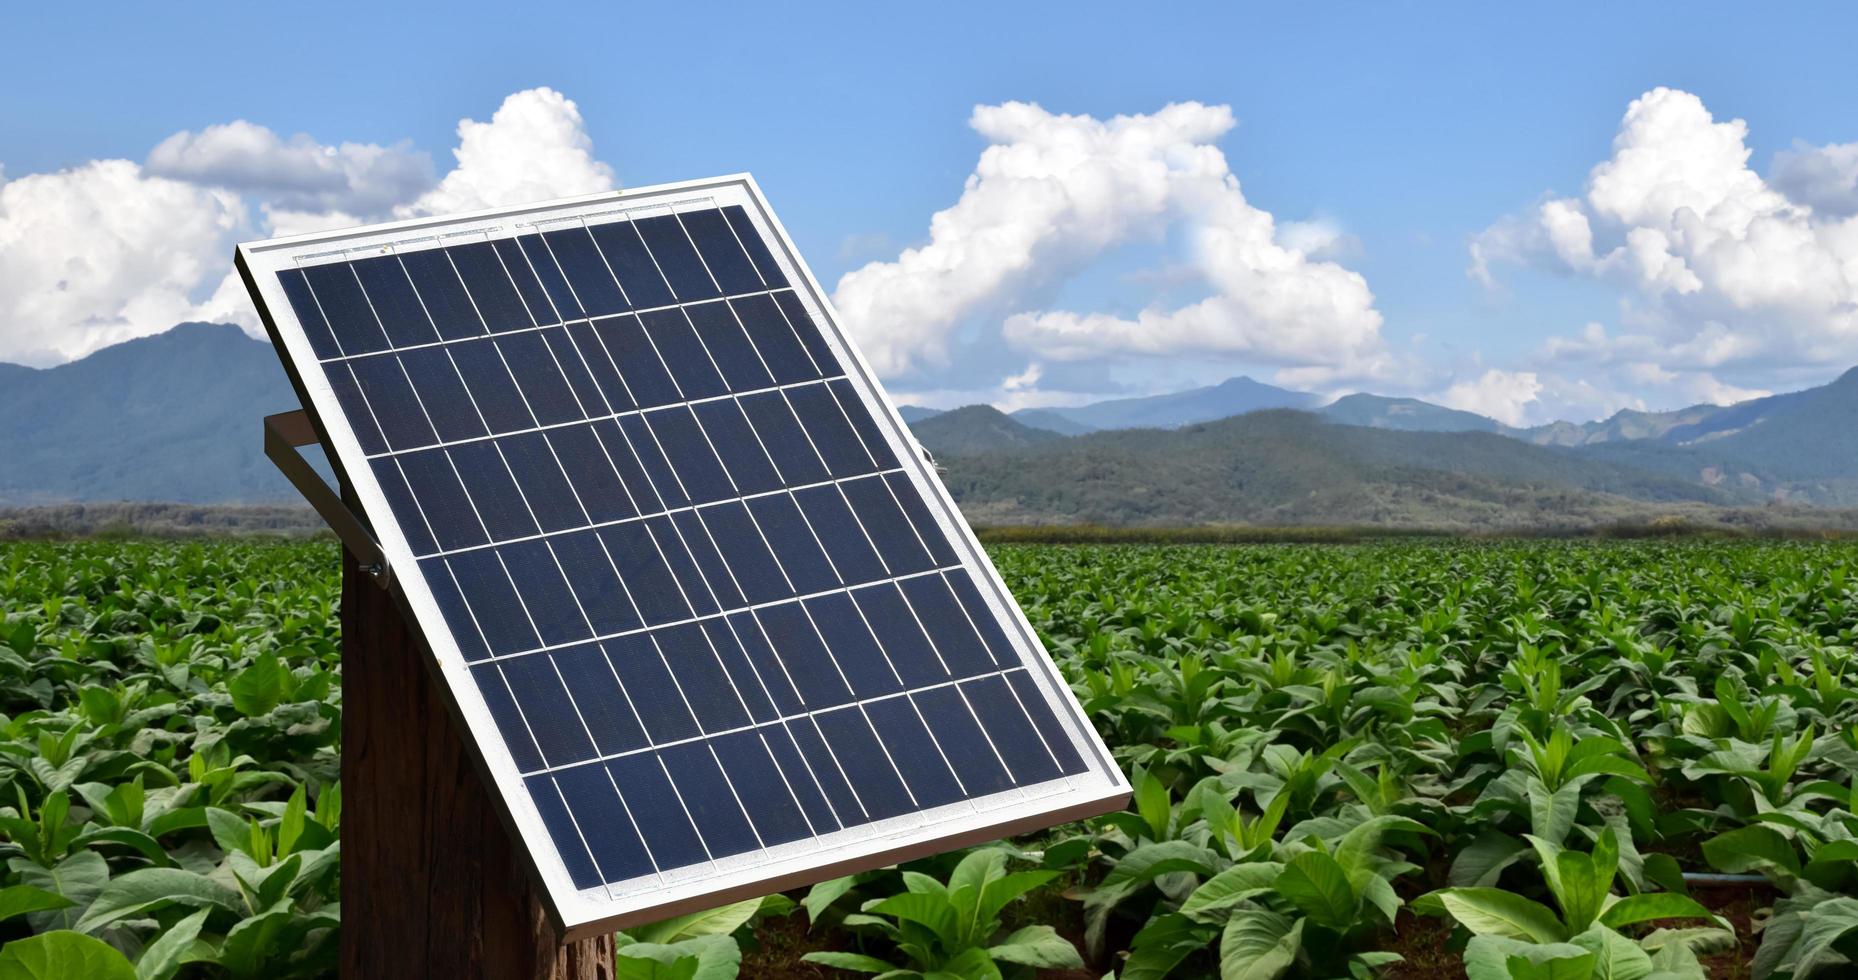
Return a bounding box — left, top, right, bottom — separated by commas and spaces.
237, 175, 1128, 937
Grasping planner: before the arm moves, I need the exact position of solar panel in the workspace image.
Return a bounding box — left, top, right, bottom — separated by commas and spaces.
237, 175, 1129, 937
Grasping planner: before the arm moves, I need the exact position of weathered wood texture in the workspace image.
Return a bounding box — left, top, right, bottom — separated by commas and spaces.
339, 537, 614, 979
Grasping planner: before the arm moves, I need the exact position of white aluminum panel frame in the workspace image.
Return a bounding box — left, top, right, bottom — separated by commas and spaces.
235, 174, 1129, 939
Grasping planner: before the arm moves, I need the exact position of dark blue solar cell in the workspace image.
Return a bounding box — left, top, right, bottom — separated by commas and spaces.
607, 752, 709, 870
784, 383, 873, 478
659, 742, 758, 858
840, 476, 934, 575
548, 425, 637, 523
674, 511, 744, 609
653, 623, 750, 733
498, 652, 597, 766
492, 239, 557, 327
548, 531, 641, 636
475, 666, 544, 770
638, 309, 728, 399
517, 235, 583, 320
961, 674, 1065, 785
597, 522, 693, 626
540, 327, 605, 418
550, 642, 648, 755
352, 256, 439, 348
646, 408, 735, 504
564, 322, 634, 412
811, 709, 914, 821
897, 574, 997, 678
803, 593, 900, 699
444, 549, 541, 655
524, 774, 601, 887
591, 420, 661, 512
730, 612, 804, 715
591, 315, 681, 409
370, 458, 436, 556
328, 366, 387, 453
541, 227, 630, 317
278, 268, 343, 359
499, 539, 593, 648
588, 221, 675, 310
862, 696, 963, 808
684, 300, 774, 391
446, 441, 538, 541
692, 401, 782, 495
681, 209, 764, 296
850, 584, 945, 687
885, 473, 960, 566
401, 249, 483, 341
495, 331, 584, 426
723, 205, 788, 289
497, 431, 585, 533
617, 415, 687, 509
830, 379, 900, 469
743, 495, 839, 594
397, 348, 488, 443
552, 763, 656, 883
709, 731, 812, 845
728, 294, 818, 384
783, 719, 861, 827
752, 603, 853, 708
775, 291, 839, 375
601, 634, 700, 743
399, 450, 488, 550
700, 618, 775, 721
737, 392, 829, 485
792, 486, 887, 585
1006, 671, 1087, 775
911, 686, 1014, 797
645, 515, 718, 616
424, 556, 490, 660
347, 355, 438, 451
947, 571, 1017, 664
449, 242, 536, 332
697, 503, 791, 604
302, 263, 391, 355
447, 339, 535, 433
636, 215, 721, 302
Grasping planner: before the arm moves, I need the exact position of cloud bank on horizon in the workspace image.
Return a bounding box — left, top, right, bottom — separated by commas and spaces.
1, 86, 1855, 427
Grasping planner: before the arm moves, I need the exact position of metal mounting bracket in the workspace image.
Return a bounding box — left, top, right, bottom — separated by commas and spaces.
264, 410, 391, 589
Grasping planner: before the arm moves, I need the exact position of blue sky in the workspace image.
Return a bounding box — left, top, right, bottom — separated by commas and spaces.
5, 2, 1857, 425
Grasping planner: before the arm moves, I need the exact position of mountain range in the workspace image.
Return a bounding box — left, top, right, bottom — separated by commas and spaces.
4, 322, 1858, 530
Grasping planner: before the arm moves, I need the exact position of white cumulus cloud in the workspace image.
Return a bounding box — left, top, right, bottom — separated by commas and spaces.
0, 87, 621, 366
147, 120, 433, 216
1436, 369, 1543, 427
1471, 87, 1858, 381
832, 102, 1389, 386
400, 87, 615, 217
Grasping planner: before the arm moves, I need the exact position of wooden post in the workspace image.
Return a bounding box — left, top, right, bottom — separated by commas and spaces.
338, 527, 615, 978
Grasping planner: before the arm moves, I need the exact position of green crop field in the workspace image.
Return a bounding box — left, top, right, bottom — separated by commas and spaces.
3, 538, 1857, 979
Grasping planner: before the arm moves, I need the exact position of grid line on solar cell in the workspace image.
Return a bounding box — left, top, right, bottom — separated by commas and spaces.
277, 201, 1092, 891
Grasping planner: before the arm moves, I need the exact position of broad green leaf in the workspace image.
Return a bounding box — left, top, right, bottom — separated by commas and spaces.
0, 930, 137, 980
1180, 862, 1284, 923
1275, 851, 1357, 929
14, 851, 108, 933
1596, 893, 1719, 930
802, 875, 858, 927
798, 951, 899, 974
0, 885, 73, 924
868, 891, 959, 945
134, 907, 210, 980
1569, 924, 1653, 980
626, 897, 763, 944
1122, 913, 1219, 980
1787, 897, 1858, 980
616, 936, 739, 980
1451, 832, 1530, 888
228, 653, 291, 717
1134, 766, 1171, 840
73, 868, 242, 935
988, 925, 1084, 968
1219, 909, 1303, 980
1427, 888, 1568, 943
1701, 825, 1801, 878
